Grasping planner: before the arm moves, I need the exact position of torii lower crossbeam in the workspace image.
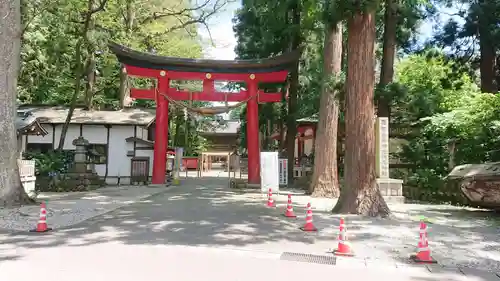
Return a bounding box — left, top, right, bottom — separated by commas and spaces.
130, 88, 282, 103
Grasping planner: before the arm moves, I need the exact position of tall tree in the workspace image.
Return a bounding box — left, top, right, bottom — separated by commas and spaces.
475, 0, 498, 93
333, 3, 390, 216
377, 0, 397, 117
432, 0, 500, 93
118, 0, 135, 108
308, 21, 343, 197
0, 0, 34, 206
285, 0, 302, 184
57, 0, 108, 150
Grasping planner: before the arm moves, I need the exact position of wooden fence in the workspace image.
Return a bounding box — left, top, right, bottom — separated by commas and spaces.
19, 159, 35, 178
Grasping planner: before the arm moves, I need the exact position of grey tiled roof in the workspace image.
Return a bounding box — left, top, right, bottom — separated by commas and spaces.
198, 120, 240, 135
296, 114, 318, 123
16, 109, 48, 135
18, 106, 156, 125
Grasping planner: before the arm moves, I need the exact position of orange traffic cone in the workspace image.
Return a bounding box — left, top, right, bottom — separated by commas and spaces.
333, 218, 354, 256
300, 203, 317, 232
283, 194, 296, 218
267, 188, 275, 208
30, 202, 52, 233
410, 221, 437, 263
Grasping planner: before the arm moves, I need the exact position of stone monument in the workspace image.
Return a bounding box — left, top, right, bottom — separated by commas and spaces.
57, 136, 104, 191
72, 136, 89, 173
375, 117, 404, 203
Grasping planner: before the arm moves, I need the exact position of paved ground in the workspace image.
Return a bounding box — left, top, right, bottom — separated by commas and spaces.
0, 185, 169, 231
0, 177, 499, 280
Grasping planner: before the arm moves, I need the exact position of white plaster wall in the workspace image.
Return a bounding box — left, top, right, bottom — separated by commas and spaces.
81, 125, 108, 143
137, 127, 148, 140
106, 125, 135, 184
26, 124, 81, 150
294, 138, 313, 158
26, 124, 140, 184
304, 139, 313, 156
26, 125, 54, 145
27, 124, 109, 148
28, 124, 109, 174
303, 128, 314, 156
53, 125, 80, 149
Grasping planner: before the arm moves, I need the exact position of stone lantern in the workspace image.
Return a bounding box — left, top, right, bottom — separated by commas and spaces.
72, 136, 89, 173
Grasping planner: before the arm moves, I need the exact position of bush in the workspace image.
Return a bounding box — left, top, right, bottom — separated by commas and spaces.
23, 150, 74, 177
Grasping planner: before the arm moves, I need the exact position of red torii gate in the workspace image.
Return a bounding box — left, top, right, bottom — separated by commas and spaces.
109, 43, 299, 185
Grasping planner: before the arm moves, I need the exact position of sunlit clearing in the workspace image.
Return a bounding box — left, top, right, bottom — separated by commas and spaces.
121, 219, 139, 225
81, 195, 110, 200
150, 220, 183, 232
223, 224, 257, 233
96, 201, 113, 205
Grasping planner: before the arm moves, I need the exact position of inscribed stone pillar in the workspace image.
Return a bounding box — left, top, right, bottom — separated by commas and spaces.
375, 117, 405, 203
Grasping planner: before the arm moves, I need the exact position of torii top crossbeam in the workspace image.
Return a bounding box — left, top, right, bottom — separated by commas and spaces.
108, 42, 300, 185
109, 42, 300, 102
109, 42, 300, 75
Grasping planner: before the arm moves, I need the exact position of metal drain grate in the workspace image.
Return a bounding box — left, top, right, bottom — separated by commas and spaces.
280, 252, 337, 265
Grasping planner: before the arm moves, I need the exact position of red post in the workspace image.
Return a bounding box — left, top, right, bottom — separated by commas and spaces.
297, 135, 303, 158
152, 77, 169, 184
246, 81, 260, 184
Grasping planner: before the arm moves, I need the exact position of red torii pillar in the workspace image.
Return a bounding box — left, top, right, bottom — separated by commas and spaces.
152, 73, 169, 184
246, 80, 260, 184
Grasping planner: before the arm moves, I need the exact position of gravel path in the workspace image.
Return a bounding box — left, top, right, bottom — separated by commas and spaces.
259, 188, 500, 272
0, 186, 170, 232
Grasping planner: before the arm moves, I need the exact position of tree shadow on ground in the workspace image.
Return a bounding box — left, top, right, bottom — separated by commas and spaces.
0, 178, 499, 280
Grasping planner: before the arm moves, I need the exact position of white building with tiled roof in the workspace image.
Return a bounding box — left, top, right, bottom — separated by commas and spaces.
19, 106, 157, 185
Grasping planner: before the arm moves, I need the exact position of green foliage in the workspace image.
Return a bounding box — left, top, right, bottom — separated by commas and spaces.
328, 0, 381, 23
19, 0, 204, 106
172, 117, 211, 156
391, 51, 477, 124
392, 50, 500, 201
23, 151, 74, 176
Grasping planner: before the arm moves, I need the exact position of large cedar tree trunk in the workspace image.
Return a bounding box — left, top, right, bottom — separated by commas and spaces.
477, 0, 497, 93
286, 0, 301, 183
333, 12, 390, 217
478, 26, 497, 93
377, 0, 397, 117
84, 51, 96, 109
308, 22, 342, 197
0, 0, 35, 206
118, 0, 135, 108
174, 109, 183, 146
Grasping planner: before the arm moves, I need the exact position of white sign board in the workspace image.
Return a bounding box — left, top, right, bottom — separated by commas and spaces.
377, 117, 390, 179
260, 152, 279, 193
173, 147, 184, 184
279, 158, 288, 186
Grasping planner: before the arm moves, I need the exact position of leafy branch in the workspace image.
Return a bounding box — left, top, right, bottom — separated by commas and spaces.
137, 0, 231, 44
